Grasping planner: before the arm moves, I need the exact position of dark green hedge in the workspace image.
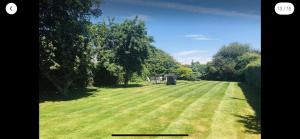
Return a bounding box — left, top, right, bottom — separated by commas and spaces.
244, 60, 261, 91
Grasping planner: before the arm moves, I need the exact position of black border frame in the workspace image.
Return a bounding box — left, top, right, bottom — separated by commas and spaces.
1, 0, 299, 138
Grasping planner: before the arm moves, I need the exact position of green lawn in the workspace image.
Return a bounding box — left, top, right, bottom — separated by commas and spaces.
40, 80, 260, 139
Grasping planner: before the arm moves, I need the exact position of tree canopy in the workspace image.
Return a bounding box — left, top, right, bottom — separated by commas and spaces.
39, 0, 102, 95
145, 46, 179, 77
205, 42, 259, 81
91, 17, 153, 86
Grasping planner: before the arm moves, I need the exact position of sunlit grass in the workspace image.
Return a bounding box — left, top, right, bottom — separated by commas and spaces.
40, 80, 260, 139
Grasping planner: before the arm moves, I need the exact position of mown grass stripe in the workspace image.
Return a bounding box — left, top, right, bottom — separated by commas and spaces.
40, 84, 163, 115
114, 82, 222, 134
230, 82, 259, 139
63, 82, 219, 138
41, 82, 203, 123
82, 82, 220, 138
40, 81, 260, 139
43, 82, 210, 117
160, 82, 229, 133
40, 81, 216, 137
188, 82, 230, 139
206, 83, 237, 139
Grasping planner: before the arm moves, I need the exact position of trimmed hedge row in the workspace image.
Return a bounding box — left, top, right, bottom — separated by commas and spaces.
244, 60, 261, 91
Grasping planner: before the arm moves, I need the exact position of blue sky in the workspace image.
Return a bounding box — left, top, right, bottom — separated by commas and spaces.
93, 0, 261, 64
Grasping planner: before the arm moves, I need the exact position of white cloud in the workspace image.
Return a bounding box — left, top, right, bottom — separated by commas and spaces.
173, 50, 211, 64
175, 56, 212, 65
184, 34, 216, 41
111, 0, 259, 18
177, 50, 207, 56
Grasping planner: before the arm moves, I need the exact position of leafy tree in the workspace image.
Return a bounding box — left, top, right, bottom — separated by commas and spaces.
214, 42, 251, 60
205, 62, 218, 80
235, 52, 261, 81
89, 21, 124, 86
236, 52, 261, 70
39, 0, 102, 95
92, 17, 153, 86
115, 18, 153, 85
205, 42, 252, 81
190, 61, 207, 79
176, 65, 194, 80
145, 46, 179, 77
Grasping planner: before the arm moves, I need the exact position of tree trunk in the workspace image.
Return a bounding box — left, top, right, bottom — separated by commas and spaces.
42, 72, 73, 96
124, 73, 129, 87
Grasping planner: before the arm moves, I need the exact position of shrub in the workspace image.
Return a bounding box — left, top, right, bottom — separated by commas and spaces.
176, 66, 194, 80
93, 67, 120, 86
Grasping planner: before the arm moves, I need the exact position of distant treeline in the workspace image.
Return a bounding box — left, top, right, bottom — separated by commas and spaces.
187, 43, 261, 91
39, 0, 260, 96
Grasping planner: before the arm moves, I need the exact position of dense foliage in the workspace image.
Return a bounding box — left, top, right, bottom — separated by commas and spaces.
190, 61, 207, 79
145, 46, 179, 76
92, 18, 153, 86
195, 42, 261, 90
39, 0, 102, 95
176, 65, 194, 80
244, 59, 261, 91
204, 42, 260, 82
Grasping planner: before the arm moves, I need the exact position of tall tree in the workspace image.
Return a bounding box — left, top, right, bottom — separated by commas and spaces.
145, 46, 179, 77
206, 42, 252, 81
89, 22, 124, 86
95, 17, 153, 86
39, 0, 102, 95
116, 18, 153, 85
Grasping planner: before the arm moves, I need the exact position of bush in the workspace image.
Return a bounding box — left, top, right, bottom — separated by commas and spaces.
93, 67, 119, 86
130, 73, 146, 83
176, 66, 195, 80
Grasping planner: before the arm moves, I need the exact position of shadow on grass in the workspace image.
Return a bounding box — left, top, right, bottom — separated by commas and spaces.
229, 97, 246, 101
234, 114, 261, 134
94, 83, 144, 88
40, 83, 145, 103
235, 82, 261, 134
39, 87, 99, 103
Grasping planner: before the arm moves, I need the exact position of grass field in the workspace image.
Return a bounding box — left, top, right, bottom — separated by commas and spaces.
40, 80, 260, 139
